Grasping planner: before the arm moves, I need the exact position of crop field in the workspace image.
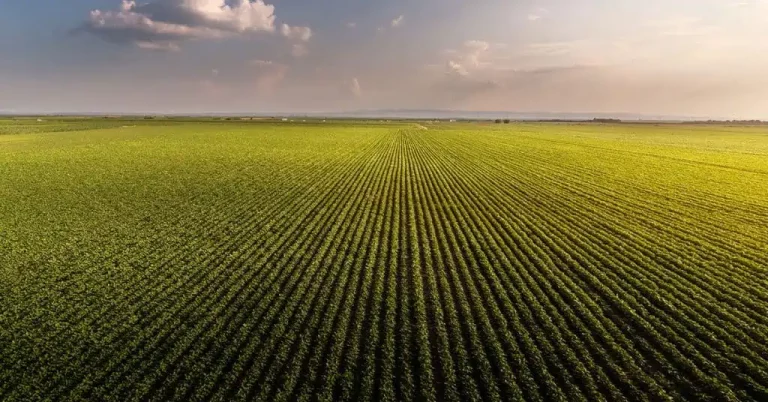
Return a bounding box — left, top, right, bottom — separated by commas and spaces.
1, 118, 767, 401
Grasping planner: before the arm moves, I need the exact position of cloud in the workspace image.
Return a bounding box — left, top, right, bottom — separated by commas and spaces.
81, 7, 227, 45
136, 40, 182, 51
346, 22, 357, 28
425, 40, 503, 105
76, 0, 310, 50
281, 24, 312, 41
442, 40, 493, 77
348, 78, 362, 97
278, 23, 312, 56
462, 40, 491, 66
447, 61, 468, 76
249, 59, 274, 66
527, 7, 548, 22
391, 15, 404, 27
524, 41, 582, 56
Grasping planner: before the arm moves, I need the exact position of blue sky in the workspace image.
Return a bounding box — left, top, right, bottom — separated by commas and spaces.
1, 0, 767, 117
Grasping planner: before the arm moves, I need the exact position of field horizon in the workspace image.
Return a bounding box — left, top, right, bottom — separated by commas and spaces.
2, 118, 767, 401
3, 110, 767, 122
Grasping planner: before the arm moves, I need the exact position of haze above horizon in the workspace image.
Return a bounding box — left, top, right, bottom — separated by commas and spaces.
1, 0, 767, 119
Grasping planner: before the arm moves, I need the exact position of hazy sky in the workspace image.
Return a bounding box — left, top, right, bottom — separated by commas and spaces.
1, 0, 767, 117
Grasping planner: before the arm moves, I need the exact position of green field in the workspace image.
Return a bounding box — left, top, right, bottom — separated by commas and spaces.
1, 118, 767, 401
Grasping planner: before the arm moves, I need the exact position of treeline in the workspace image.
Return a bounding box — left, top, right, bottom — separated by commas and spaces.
494, 118, 623, 124
690, 120, 767, 125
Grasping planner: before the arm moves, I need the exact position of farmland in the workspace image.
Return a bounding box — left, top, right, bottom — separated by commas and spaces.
1, 118, 767, 401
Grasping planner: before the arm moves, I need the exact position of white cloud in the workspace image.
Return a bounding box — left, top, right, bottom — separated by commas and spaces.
77, 0, 310, 51
120, 0, 136, 12
447, 61, 468, 76
84, 8, 226, 42
211, 68, 219, 76
281, 24, 312, 41
443, 40, 494, 76
249, 59, 274, 66
348, 78, 362, 97
524, 41, 582, 56
136, 40, 182, 51
346, 22, 357, 28
391, 15, 404, 27
463, 40, 491, 67
527, 7, 548, 22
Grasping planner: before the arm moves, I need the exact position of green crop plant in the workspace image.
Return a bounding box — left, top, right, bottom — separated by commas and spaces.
1, 118, 767, 401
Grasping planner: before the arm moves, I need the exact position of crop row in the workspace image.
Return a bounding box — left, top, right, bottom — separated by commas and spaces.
2, 123, 767, 401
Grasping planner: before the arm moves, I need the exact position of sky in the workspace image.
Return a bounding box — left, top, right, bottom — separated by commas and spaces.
1, 0, 768, 118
